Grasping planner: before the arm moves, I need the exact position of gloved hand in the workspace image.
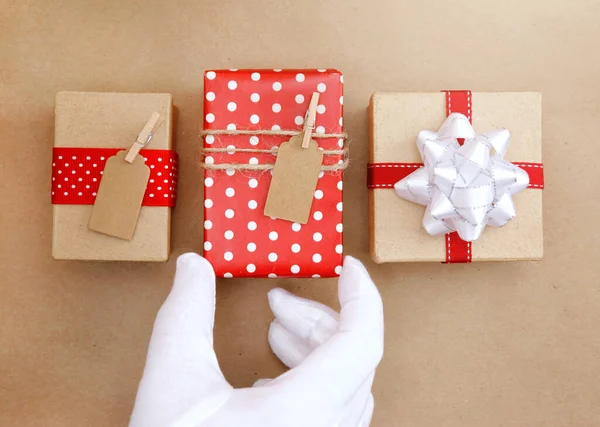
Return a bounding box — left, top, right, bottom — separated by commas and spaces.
129, 253, 384, 427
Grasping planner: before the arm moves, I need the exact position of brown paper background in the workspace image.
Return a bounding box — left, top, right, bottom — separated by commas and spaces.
1, 1, 599, 426
369, 92, 543, 262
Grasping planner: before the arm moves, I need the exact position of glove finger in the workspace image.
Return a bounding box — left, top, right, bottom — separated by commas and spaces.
359, 393, 375, 427
268, 287, 339, 348
166, 253, 217, 345
268, 319, 314, 368
275, 256, 384, 410
252, 378, 272, 387
145, 253, 221, 366
130, 253, 231, 427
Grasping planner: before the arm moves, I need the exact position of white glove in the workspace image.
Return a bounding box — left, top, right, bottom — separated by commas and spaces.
129, 253, 384, 427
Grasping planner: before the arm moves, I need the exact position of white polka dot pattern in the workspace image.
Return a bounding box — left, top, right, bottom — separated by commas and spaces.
202, 69, 344, 278
52, 148, 177, 206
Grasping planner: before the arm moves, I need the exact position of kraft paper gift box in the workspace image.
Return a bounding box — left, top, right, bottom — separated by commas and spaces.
202, 69, 345, 278
368, 91, 544, 263
51, 92, 176, 261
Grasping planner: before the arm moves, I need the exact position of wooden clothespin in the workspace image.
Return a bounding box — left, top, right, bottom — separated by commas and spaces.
125, 112, 164, 163
301, 92, 320, 149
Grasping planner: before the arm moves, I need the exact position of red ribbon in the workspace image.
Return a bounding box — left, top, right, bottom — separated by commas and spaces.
51, 147, 178, 207
367, 90, 544, 263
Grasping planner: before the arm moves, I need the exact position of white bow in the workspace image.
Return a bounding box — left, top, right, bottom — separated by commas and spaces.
395, 113, 529, 242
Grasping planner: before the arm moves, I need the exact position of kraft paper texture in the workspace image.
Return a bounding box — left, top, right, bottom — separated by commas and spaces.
52, 92, 173, 261
369, 92, 543, 262
1, 1, 599, 427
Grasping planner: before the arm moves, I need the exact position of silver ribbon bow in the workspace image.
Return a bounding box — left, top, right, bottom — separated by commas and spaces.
395, 113, 529, 242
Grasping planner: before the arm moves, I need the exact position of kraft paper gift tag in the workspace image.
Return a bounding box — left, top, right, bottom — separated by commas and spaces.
264, 92, 323, 224
88, 151, 150, 240
264, 135, 324, 224
88, 112, 163, 241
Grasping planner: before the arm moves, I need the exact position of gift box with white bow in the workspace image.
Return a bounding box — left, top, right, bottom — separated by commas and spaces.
368, 91, 544, 263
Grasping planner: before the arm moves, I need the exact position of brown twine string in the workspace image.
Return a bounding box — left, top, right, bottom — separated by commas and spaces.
199, 129, 349, 172
203, 147, 346, 155
200, 129, 347, 138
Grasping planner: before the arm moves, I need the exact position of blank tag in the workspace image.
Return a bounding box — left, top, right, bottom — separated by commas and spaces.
264, 135, 324, 224
88, 151, 150, 240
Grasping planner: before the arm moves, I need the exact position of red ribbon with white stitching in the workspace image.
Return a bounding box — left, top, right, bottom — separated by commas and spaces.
51, 147, 178, 207
367, 90, 544, 263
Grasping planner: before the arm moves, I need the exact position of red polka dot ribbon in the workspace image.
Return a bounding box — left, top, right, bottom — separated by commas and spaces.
367, 90, 544, 263
51, 148, 178, 207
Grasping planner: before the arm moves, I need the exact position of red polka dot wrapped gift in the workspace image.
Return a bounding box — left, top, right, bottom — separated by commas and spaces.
202, 69, 345, 278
